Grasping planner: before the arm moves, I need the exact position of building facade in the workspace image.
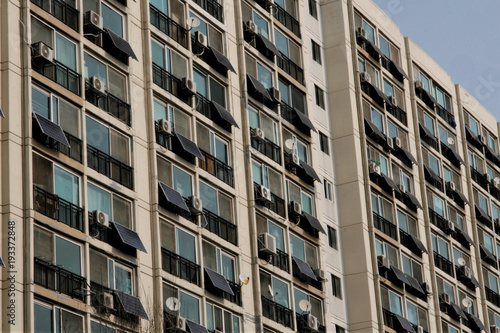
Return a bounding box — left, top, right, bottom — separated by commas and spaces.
0, 0, 499, 332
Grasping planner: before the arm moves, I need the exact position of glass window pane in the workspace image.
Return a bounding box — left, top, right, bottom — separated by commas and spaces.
112, 195, 131, 228
406, 302, 418, 325
274, 29, 288, 56
31, 18, 53, 47
294, 288, 308, 314
90, 251, 108, 286
253, 12, 268, 38
200, 182, 217, 214
371, 109, 383, 132
301, 193, 312, 215
91, 321, 115, 333
221, 254, 235, 281
86, 117, 109, 154
268, 222, 285, 251
252, 161, 262, 185
257, 64, 272, 89
272, 277, 289, 308
87, 183, 112, 217
110, 130, 129, 164
176, 229, 196, 262
101, 4, 123, 37
210, 79, 226, 107
389, 291, 402, 316
180, 292, 200, 323
193, 70, 206, 97
154, 99, 168, 121
56, 236, 81, 275
84, 53, 107, 84
54, 166, 79, 206
56, 34, 77, 71
108, 67, 126, 101
34, 303, 53, 332
290, 234, 305, 261
58, 100, 79, 137
32, 87, 50, 118
171, 49, 187, 79
172, 166, 192, 197
61, 309, 83, 333
151, 41, 165, 68
115, 265, 132, 294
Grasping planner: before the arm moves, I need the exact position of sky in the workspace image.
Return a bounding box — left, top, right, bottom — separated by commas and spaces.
371, 0, 500, 120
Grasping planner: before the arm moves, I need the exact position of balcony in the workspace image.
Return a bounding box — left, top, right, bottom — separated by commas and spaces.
199, 149, 234, 187
202, 209, 237, 245
195, 94, 231, 132
261, 296, 294, 329
34, 257, 86, 301
150, 5, 189, 49
273, 4, 300, 37
373, 212, 397, 240
490, 181, 500, 202
486, 286, 500, 307
386, 104, 407, 126
399, 229, 427, 256
85, 87, 131, 126
433, 252, 454, 278
281, 102, 316, 136
32, 59, 81, 95
470, 167, 489, 191
419, 123, 439, 151
253, 182, 286, 218
31, 0, 79, 31
161, 248, 200, 286
33, 127, 82, 163
152, 63, 190, 104
250, 130, 282, 165
90, 282, 147, 321
34, 185, 84, 231
87, 145, 134, 190
277, 52, 304, 84
382, 309, 427, 333
259, 247, 289, 273
428, 208, 454, 235
435, 104, 456, 128
192, 0, 223, 22
223, 280, 242, 305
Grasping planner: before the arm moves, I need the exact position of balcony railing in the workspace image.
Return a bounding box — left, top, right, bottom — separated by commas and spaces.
253, 182, 286, 217
32, 59, 81, 95
428, 209, 453, 235
277, 52, 304, 84
192, 0, 223, 22
274, 249, 290, 273
31, 0, 79, 31
199, 149, 234, 187
261, 296, 294, 329
386, 105, 407, 126
296, 313, 326, 333
424, 167, 444, 192
250, 129, 282, 164
152, 63, 191, 104
85, 88, 131, 126
150, 5, 189, 49
382, 309, 428, 333
202, 209, 237, 245
281, 102, 311, 136
223, 280, 241, 305
486, 287, 500, 307
273, 4, 300, 38
470, 166, 489, 191
34, 185, 84, 231
490, 181, 500, 202
373, 212, 397, 240
435, 104, 456, 128
161, 248, 200, 286
33, 127, 82, 163
90, 282, 139, 321
195, 93, 232, 131
87, 145, 134, 190
433, 252, 454, 277
34, 257, 86, 301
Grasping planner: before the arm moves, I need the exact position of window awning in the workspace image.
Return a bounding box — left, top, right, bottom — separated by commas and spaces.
393, 314, 416, 333
186, 320, 209, 333
419, 123, 435, 140
256, 34, 282, 58
404, 273, 425, 295
444, 145, 465, 165
205, 268, 234, 295
302, 212, 326, 234
299, 161, 321, 182
408, 234, 428, 254
158, 182, 190, 213
364, 118, 386, 142
112, 222, 147, 253
115, 291, 149, 319
364, 40, 383, 59
423, 165, 441, 184
485, 145, 500, 164
465, 126, 481, 144
33, 113, 70, 147
207, 46, 236, 73
293, 108, 317, 133
449, 302, 468, 320
292, 256, 317, 281
475, 205, 490, 223
379, 173, 401, 196
403, 192, 423, 210
210, 101, 239, 128
103, 29, 138, 60
480, 244, 496, 262
247, 74, 272, 101
389, 60, 409, 80
456, 228, 475, 247
417, 87, 438, 107
466, 313, 487, 332
175, 132, 205, 161
452, 190, 470, 206
390, 265, 411, 285
396, 146, 418, 165
368, 82, 392, 105
469, 275, 481, 289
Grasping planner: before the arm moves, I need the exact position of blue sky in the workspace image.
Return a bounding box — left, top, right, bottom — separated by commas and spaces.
371, 0, 500, 119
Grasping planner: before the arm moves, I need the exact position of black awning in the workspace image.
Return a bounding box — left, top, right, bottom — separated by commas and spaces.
475, 205, 490, 222
465, 126, 480, 143
364, 40, 383, 59
470, 275, 481, 289
33, 113, 70, 147
480, 244, 496, 262
485, 146, 500, 164
419, 123, 435, 140
452, 190, 470, 206
247, 74, 272, 101
420, 88, 438, 107
371, 84, 392, 105
292, 256, 317, 281
390, 265, 411, 285
389, 60, 409, 80
103, 29, 138, 60
423, 165, 441, 184
115, 291, 149, 319
397, 147, 418, 165
158, 182, 190, 213
299, 161, 321, 182
447, 147, 465, 165
302, 212, 326, 234
0, 256, 4, 267
404, 273, 425, 295
409, 234, 428, 254
404, 192, 423, 210
0, 108, 4, 118
393, 314, 416, 333
175, 132, 205, 161
466, 313, 487, 332
449, 302, 468, 320
205, 268, 234, 295
293, 108, 317, 132
364, 118, 386, 142
456, 228, 475, 247
380, 173, 401, 195
186, 320, 209, 333
257, 34, 282, 58
210, 101, 239, 128
112, 222, 147, 253
207, 46, 236, 73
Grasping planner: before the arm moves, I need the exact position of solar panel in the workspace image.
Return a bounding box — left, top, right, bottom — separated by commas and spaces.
453, 190, 470, 206
158, 182, 190, 213
103, 29, 138, 60
302, 212, 326, 234
175, 132, 205, 161
0, 256, 5, 267
292, 256, 317, 281
186, 320, 209, 333
393, 314, 416, 333
364, 118, 385, 140
256, 34, 281, 58
247, 74, 272, 101
205, 268, 234, 295
409, 235, 428, 254
449, 302, 467, 320
456, 229, 475, 247
390, 265, 411, 286
470, 275, 481, 288
299, 161, 321, 182
467, 314, 487, 332
294, 108, 317, 132
208, 46, 236, 73
404, 192, 423, 210
399, 147, 418, 165
113, 222, 147, 253
380, 173, 401, 196
211, 101, 239, 128
33, 113, 70, 147
115, 291, 149, 319
404, 273, 425, 295
475, 205, 490, 222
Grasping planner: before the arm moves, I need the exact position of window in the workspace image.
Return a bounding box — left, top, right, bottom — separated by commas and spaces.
485, 129, 498, 153
363, 100, 385, 133
464, 111, 480, 137
392, 163, 412, 193
319, 132, 329, 155
206, 302, 241, 333
308, 0, 317, 19
489, 310, 500, 328
484, 268, 499, 293
358, 57, 380, 88
427, 192, 445, 218
84, 1, 124, 37
290, 233, 317, 268
151, 40, 188, 79
163, 283, 200, 323
194, 69, 226, 107
383, 78, 404, 109
380, 286, 402, 316
438, 124, 456, 149
199, 181, 233, 222
432, 234, 450, 260
406, 301, 428, 331
447, 206, 465, 231
478, 228, 495, 255
378, 34, 401, 66
354, 12, 375, 43
286, 180, 314, 215
90, 249, 133, 294
367, 145, 389, 175
458, 290, 476, 315
371, 193, 394, 223
256, 215, 286, 253
246, 54, 274, 90
375, 239, 399, 267
401, 254, 423, 283
190, 12, 223, 52
282, 128, 309, 162
196, 124, 230, 164
331, 275, 342, 299
436, 276, 456, 303
203, 241, 236, 282
151, 0, 186, 24
252, 160, 283, 196
161, 222, 197, 264
314, 85, 325, 109
153, 98, 191, 137
86, 116, 130, 165
413, 66, 431, 93
328, 226, 337, 249
433, 85, 452, 111
294, 288, 323, 323
397, 210, 418, 237
324, 179, 333, 201
87, 182, 132, 228
473, 188, 490, 216
274, 29, 301, 67
260, 271, 290, 308
336, 326, 346, 333
34, 301, 84, 332
442, 323, 459, 333
84, 52, 127, 102
274, 0, 297, 16
442, 165, 461, 190
469, 150, 484, 173
248, 107, 279, 144
279, 78, 307, 113
311, 40, 321, 64
91, 321, 117, 333
157, 158, 194, 198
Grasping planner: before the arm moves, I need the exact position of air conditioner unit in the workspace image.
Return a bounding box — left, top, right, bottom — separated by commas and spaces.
447, 181, 456, 191
102, 291, 114, 309
369, 162, 381, 176
416, 326, 424, 333
422, 282, 432, 295
377, 255, 392, 270
194, 31, 208, 48
485, 173, 492, 183
268, 87, 281, 102
440, 293, 451, 305
303, 313, 319, 332
245, 21, 259, 36
462, 266, 472, 279
313, 268, 326, 281
158, 119, 172, 136
251, 128, 265, 141
176, 316, 187, 331
259, 232, 277, 254
181, 77, 197, 95
290, 200, 302, 216
32, 42, 54, 63
359, 72, 371, 84
188, 196, 203, 215
386, 137, 394, 150
393, 137, 402, 148
492, 326, 500, 333
256, 184, 272, 203
356, 27, 367, 40
444, 220, 455, 234
415, 80, 425, 91
389, 96, 397, 106
291, 153, 300, 167
398, 183, 406, 194
93, 210, 109, 228
479, 135, 487, 146
84, 10, 103, 32
89, 76, 106, 95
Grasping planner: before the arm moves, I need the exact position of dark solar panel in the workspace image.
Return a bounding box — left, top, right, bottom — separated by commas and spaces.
390, 265, 411, 285
158, 182, 190, 212
104, 29, 138, 60
364, 118, 384, 140
467, 314, 487, 332
457, 229, 475, 247
419, 123, 434, 139
480, 244, 496, 261
404, 192, 423, 210
404, 273, 425, 295
389, 59, 409, 80
409, 235, 428, 254
257, 34, 281, 58
450, 149, 465, 165
211, 101, 239, 128
294, 108, 317, 132
393, 314, 416, 333
175, 132, 205, 161
292, 256, 317, 281
186, 320, 209, 333
208, 47, 236, 73
423, 165, 440, 183
453, 190, 470, 206
0, 256, 5, 267
470, 275, 481, 288
400, 147, 418, 165
475, 205, 490, 221
299, 161, 321, 182
33, 113, 70, 147
302, 212, 326, 234
205, 268, 234, 295
247, 74, 272, 101
113, 222, 147, 253
450, 302, 467, 320
115, 291, 149, 319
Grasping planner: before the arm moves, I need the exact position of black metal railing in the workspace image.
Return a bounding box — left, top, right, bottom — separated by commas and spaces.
32, 59, 81, 95
250, 129, 282, 164
34, 185, 84, 231
490, 181, 500, 202
161, 248, 200, 286
261, 296, 294, 329
88, 212, 111, 244
470, 167, 489, 191
277, 52, 304, 84
486, 287, 500, 307
428, 209, 452, 234
433, 252, 454, 277
435, 104, 455, 128
195, 93, 232, 131
202, 209, 237, 245
373, 212, 397, 240
85, 88, 131, 126
150, 5, 189, 49
386, 105, 407, 126
33, 127, 82, 163
152, 63, 188, 104
192, 0, 223, 22
87, 145, 134, 190
280, 102, 311, 136
34, 257, 86, 301
424, 168, 444, 192
419, 124, 439, 151
223, 280, 241, 305
296, 313, 326, 333
253, 182, 286, 217
31, 0, 79, 31
199, 149, 234, 187
90, 282, 137, 321
273, 4, 300, 37
274, 249, 290, 273
155, 122, 172, 150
